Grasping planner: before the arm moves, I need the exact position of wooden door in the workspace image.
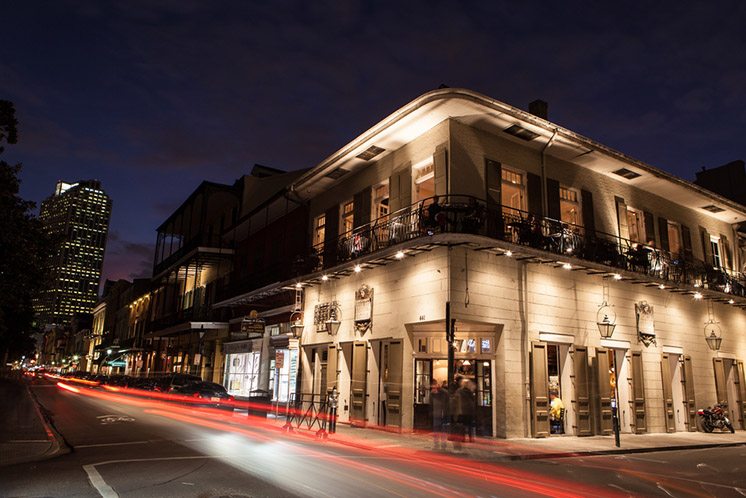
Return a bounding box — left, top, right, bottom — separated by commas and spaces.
596, 348, 613, 435
530, 342, 550, 438
713, 357, 727, 405
631, 350, 647, 433
573, 345, 592, 436
737, 361, 746, 429
682, 355, 697, 431
660, 353, 675, 433
326, 344, 338, 393
350, 341, 368, 427
384, 340, 403, 428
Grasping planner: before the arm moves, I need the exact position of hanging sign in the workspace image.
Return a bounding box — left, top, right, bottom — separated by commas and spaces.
241, 310, 265, 338
275, 350, 285, 369
635, 301, 656, 347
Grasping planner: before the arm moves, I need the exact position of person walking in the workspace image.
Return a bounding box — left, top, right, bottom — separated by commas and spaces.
457, 379, 477, 442
430, 379, 447, 450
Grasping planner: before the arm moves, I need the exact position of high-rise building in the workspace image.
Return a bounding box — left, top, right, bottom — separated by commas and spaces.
35, 180, 112, 328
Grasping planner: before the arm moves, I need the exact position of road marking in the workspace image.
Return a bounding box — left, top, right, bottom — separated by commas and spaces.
83, 455, 230, 498
8, 439, 50, 443
76, 441, 150, 448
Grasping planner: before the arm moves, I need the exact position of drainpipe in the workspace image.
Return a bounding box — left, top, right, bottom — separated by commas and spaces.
540, 129, 558, 218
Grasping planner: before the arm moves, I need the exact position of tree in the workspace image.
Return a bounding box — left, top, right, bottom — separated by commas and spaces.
0, 101, 49, 363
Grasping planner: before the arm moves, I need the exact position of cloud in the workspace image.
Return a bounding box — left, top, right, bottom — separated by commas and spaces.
102, 235, 154, 283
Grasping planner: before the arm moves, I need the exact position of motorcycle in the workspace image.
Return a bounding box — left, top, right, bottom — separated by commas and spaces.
697, 403, 735, 433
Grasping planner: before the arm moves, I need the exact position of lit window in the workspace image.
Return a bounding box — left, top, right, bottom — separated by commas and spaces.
626, 207, 645, 244
710, 236, 722, 268
559, 187, 581, 225
501, 167, 525, 214
341, 201, 354, 234
313, 214, 325, 249
413, 160, 434, 204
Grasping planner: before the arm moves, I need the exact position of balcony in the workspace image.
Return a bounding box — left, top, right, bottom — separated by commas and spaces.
301, 195, 746, 302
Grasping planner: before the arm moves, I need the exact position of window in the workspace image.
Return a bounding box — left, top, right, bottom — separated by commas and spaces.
710, 236, 722, 268
373, 182, 390, 220
413, 160, 435, 204
667, 221, 682, 256
340, 200, 354, 234
559, 187, 581, 225
313, 214, 325, 249
501, 168, 525, 214
626, 207, 645, 243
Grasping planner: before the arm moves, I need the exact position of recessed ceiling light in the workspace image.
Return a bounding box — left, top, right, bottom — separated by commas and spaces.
613, 274, 622, 280
354, 265, 362, 273
659, 284, 665, 290
395, 251, 405, 259
728, 299, 735, 304
295, 283, 302, 289
693, 292, 703, 300
321, 275, 329, 281
562, 262, 572, 270
505, 250, 512, 257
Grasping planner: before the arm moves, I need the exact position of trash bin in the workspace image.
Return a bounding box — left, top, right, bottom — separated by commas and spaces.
248, 389, 271, 418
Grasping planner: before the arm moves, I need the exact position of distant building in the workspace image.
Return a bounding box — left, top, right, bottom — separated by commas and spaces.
695, 160, 746, 207
34, 180, 112, 328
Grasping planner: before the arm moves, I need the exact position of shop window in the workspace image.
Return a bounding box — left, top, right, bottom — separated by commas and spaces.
413, 160, 435, 204
667, 221, 682, 256
414, 359, 431, 404
340, 200, 354, 234
501, 168, 525, 215
224, 351, 261, 397
480, 338, 492, 354
373, 182, 390, 221
626, 207, 645, 243
559, 187, 581, 226
710, 236, 722, 268
313, 214, 325, 249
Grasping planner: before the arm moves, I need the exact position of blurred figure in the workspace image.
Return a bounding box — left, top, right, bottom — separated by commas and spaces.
457, 379, 477, 442
447, 380, 465, 452
430, 379, 447, 450
550, 391, 565, 434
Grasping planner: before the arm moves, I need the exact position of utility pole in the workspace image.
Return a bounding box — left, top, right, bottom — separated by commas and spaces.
446, 302, 455, 385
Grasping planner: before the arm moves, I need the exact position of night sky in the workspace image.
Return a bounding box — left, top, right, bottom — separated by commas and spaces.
3, 1, 745, 286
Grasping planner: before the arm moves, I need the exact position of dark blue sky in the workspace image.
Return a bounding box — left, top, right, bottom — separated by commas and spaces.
3, 1, 745, 283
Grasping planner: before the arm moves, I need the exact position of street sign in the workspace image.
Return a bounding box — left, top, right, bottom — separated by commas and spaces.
108, 360, 126, 367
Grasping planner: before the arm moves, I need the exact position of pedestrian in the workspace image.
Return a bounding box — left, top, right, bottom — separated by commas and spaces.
447, 380, 465, 452
457, 379, 477, 442
430, 379, 447, 450
549, 391, 564, 435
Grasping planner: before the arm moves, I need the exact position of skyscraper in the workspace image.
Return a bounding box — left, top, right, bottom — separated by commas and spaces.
35, 180, 112, 328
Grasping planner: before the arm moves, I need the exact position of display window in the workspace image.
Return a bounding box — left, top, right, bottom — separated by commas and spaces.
224, 351, 261, 397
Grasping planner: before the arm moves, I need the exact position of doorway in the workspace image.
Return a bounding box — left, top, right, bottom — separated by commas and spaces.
530, 342, 574, 437
714, 358, 745, 430
661, 353, 687, 432
596, 347, 639, 435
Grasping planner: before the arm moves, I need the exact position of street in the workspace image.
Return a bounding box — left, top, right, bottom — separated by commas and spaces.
1, 379, 746, 498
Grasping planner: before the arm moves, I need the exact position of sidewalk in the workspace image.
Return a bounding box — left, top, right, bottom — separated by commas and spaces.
278, 418, 746, 461
0, 376, 67, 466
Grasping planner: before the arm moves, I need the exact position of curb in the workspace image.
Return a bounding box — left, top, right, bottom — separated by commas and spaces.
15, 380, 71, 464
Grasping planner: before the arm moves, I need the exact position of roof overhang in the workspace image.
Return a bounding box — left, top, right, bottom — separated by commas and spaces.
291, 88, 746, 224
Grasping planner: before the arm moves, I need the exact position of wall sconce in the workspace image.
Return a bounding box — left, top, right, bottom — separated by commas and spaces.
597, 280, 616, 338
325, 303, 341, 335
704, 301, 722, 351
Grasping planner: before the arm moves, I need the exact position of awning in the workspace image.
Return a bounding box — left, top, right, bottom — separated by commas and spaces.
145, 321, 228, 339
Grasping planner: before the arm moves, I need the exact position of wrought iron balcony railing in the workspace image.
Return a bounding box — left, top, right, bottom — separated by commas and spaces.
301, 195, 746, 299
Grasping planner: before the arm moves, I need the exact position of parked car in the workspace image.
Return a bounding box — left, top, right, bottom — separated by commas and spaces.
154, 373, 203, 393
171, 381, 235, 411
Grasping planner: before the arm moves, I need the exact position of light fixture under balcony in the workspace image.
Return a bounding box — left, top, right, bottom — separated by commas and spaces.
562, 262, 572, 270
694, 292, 703, 300
395, 250, 405, 259
354, 264, 362, 273
704, 300, 723, 351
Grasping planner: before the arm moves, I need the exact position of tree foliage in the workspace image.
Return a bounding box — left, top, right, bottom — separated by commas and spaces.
0, 100, 49, 362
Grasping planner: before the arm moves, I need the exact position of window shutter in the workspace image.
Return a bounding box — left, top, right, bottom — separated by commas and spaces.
323, 204, 339, 268
572, 345, 593, 436
433, 146, 448, 197
700, 226, 713, 264
713, 358, 727, 404
720, 233, 732, 270
595, 348, 613, 435
658, 217, 669, 252
527, 172, 542, 216
660, 353, 675, 433
353, 187, 372, 228
643, 211, 655, 245
485, 159, 501, 207
681, 225, 694, 260
682, 355, 697, 432
615, 197, 629, 241
530, 342, 550, 437
631, 350, 647, 433
580, 189, 596, 236
546, 178, 561, 221
326, 345, 338, 393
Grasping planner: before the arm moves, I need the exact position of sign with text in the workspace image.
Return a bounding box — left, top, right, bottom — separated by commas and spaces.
354, 284, 373, 334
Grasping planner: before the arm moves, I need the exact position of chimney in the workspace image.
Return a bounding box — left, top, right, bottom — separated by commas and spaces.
529, 99, 548, 120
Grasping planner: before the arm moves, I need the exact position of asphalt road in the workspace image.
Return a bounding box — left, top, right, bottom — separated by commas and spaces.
2, 379, 746, 497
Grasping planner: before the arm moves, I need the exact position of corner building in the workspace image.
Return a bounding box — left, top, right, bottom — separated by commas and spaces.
220, 88, 746, 438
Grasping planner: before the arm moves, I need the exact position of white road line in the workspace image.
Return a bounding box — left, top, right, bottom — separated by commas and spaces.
83, 455, 229, 498
76, 441, 150, 448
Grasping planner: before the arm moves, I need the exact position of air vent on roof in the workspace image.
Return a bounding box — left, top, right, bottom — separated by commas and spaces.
356, 145, 386, 161
611, 168, 642, 180
503, 124, 540, 141
701, 204, 725, 213
325, 168, 349, 180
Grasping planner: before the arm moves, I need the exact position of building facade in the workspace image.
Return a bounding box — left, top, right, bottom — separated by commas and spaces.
216, 88, 746, 438
34, 180, 112, 328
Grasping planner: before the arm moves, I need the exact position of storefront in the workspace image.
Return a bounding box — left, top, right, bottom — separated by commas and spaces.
222, 336, 269, 398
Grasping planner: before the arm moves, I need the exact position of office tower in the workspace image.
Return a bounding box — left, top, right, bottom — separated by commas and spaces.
35, 180, 112, 328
